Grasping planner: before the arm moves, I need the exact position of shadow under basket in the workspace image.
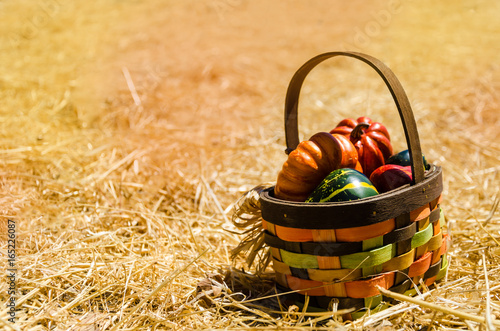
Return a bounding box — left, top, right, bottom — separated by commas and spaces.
259, 52, 449, 320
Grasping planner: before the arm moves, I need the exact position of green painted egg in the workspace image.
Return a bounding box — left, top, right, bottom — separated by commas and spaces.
305, 168, 379, 203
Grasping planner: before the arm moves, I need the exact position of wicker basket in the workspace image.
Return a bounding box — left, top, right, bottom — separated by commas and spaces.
259, 52, 449, 320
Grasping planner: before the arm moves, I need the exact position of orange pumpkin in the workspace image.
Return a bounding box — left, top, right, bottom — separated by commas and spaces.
274, 132, 359, 201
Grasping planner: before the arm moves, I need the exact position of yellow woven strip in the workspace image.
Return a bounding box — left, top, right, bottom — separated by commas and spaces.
418, 216, 430, 231
271, 247, 282, 262
427, 232, 444, 251
271, 258, 292, 275
361, 265, 383, 278
415, 242, 429, 259
267, 222, 277, 236
381, 248, 415, 272
271, 257, 364, 283
307, 267, 362, 282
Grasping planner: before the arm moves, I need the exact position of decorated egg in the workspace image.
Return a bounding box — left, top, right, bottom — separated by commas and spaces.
306, 168, 379, 203
386, 149, 430, 170
369, 164, 412, 193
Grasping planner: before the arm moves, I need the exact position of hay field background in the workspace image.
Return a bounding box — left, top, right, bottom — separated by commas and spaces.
0, 0, 499, 329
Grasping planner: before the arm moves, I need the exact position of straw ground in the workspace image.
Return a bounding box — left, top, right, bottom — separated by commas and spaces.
0, 0, 499, 329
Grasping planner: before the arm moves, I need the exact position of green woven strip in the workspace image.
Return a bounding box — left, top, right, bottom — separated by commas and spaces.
340, 244, 396, 269
360, 236, 392, 276
411, 223, 433, 249
362, 236, 384, 251
280, 250, 319, 269
280, 224, 437, 270
280, 243, 396, 270
364, 294, 382, 309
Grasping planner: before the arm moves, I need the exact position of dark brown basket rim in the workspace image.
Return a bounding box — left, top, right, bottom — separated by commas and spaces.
260, 165, 442, 230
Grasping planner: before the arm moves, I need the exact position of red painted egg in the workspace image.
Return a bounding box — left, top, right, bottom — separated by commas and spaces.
369, 164, 412, 193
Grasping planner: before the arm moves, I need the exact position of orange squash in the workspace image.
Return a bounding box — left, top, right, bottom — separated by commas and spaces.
274, 132, 359, 201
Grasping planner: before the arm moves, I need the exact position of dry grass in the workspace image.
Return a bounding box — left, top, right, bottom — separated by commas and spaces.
0, 0, 499, 329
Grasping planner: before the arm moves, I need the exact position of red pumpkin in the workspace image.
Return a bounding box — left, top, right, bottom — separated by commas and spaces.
330, 117, 393, 177
369, 164, 412, 193
274, 132, 359, 201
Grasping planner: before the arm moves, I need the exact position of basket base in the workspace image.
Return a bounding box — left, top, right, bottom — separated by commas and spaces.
275, 259, 448, 321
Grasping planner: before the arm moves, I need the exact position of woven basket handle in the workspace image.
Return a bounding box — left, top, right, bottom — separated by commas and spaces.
284, 51, 425, 184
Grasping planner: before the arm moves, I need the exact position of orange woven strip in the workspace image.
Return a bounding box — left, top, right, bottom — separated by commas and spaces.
273, 246, 419, 282
410, 205, 430, 222
317, 255, 341, 269
281, 272, 396, 298
312, 229, 337, 242
433, 220, 441, 235
335, 218, 395, 242
345, 272, 395, 298
266, 201, 437, 243
431, 194, 443, 210
425, 275, 437, 286
284, 274, 328, 296
408, 251, 432, 277
263, 218, 395, 243
272, 225, 314, 242
262, 219, 277, 236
